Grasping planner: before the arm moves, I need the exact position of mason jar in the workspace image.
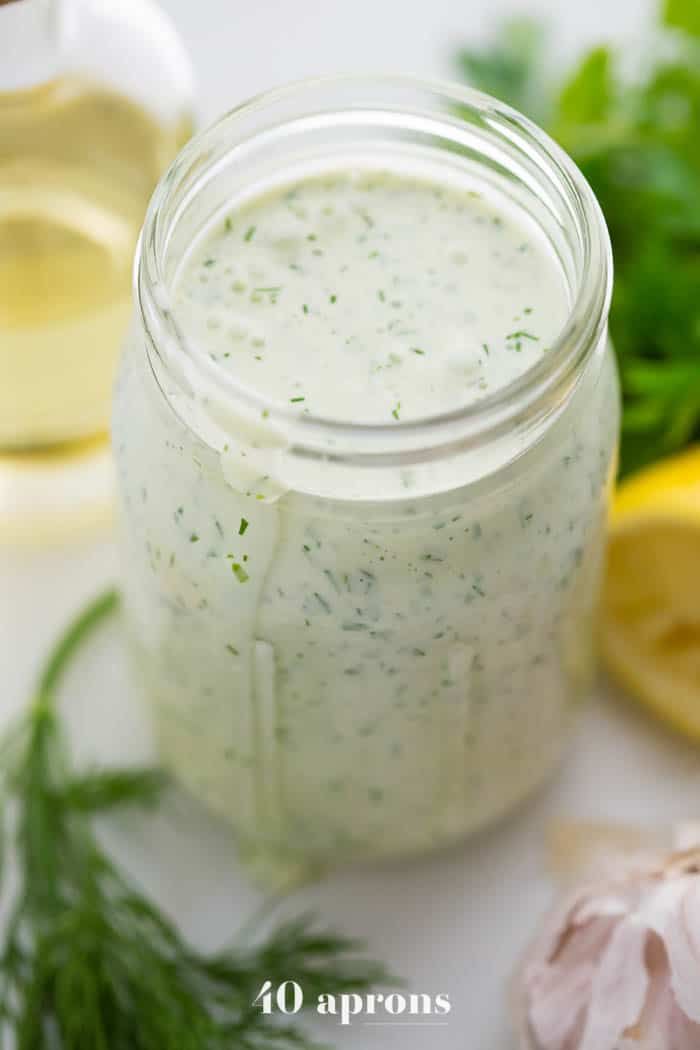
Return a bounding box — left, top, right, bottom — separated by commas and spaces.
114, 76, 618, 886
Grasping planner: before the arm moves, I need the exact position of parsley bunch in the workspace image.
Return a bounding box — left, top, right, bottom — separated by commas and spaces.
457, 0, 700, 476
0, 591, 390, 1050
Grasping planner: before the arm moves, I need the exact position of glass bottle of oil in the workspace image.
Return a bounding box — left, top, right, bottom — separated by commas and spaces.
0, 0, 194, 540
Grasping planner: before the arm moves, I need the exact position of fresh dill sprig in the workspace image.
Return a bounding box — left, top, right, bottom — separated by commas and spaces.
0, 590, 391, 1050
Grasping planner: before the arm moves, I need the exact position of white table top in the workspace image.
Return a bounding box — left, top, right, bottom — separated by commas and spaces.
6, 2, 699, 1047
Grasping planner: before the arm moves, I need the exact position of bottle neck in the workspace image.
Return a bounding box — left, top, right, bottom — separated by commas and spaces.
0, 0, 64, 91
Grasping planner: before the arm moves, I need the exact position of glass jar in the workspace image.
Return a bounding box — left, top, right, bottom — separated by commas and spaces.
114, 77, 618, 886
0, 0, 194, 542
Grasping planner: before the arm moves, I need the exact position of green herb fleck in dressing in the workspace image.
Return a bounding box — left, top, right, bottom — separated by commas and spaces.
176, 172, 568, 423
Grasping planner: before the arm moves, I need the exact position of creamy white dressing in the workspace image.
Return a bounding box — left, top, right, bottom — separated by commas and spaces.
175, 172, 569, 424
114, 165, 619, 886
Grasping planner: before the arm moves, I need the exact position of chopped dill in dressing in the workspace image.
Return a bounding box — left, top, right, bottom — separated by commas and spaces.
175, 172, 569, 423
113, 162, 619, 885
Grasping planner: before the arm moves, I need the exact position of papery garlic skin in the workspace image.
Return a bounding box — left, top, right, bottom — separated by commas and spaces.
516, 850, 700, 1050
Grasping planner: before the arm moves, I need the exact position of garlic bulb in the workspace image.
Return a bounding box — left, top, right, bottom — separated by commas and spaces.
516, 847, 700, 1049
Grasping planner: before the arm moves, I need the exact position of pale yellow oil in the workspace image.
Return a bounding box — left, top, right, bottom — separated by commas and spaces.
0, 77, 192, 454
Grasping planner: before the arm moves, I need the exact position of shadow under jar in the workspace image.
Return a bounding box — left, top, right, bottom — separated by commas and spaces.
114, 76, 619, 887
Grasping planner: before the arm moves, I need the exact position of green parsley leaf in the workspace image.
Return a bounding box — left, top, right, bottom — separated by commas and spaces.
664, 0, 700, 37
457, 6, 700, 475
455, 16, 552, 124
554, 47, 614, 132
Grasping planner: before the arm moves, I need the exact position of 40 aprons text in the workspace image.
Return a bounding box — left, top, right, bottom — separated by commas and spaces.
253, 981, 452, 1026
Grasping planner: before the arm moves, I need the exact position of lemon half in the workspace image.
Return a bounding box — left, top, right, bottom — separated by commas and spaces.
602, 447, 700, 740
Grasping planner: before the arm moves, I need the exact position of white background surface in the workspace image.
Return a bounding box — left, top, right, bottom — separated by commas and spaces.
4, 1, 700, 1048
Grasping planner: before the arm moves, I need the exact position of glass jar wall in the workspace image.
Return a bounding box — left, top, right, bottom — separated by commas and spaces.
113, 77, 619, 886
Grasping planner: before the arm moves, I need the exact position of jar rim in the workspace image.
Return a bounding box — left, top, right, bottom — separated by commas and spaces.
136, 73, 613, 469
